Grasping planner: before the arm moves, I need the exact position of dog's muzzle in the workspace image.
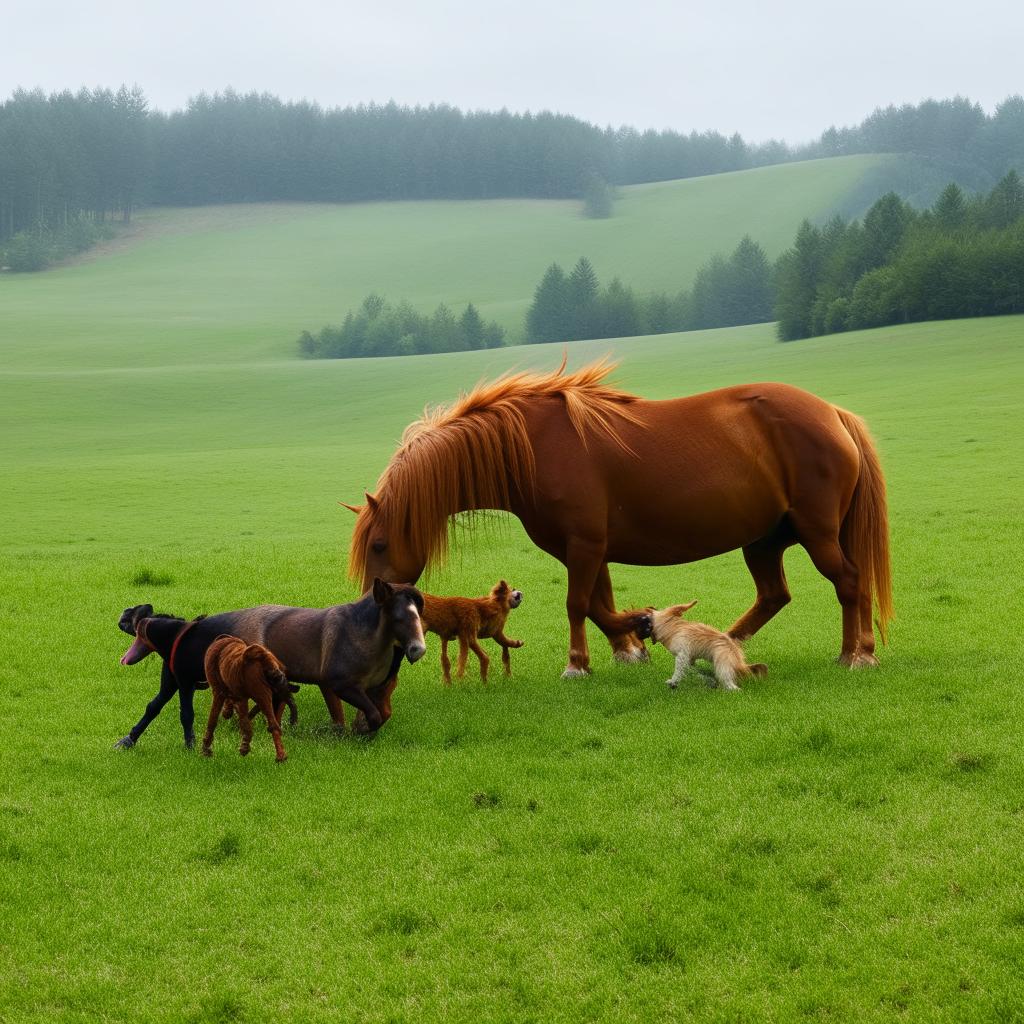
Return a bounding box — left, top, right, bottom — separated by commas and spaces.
510, 590, 523, 608
634, 614, 654, 640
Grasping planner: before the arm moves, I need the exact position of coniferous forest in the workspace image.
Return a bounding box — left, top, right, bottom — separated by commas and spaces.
3, 86, 1024, 255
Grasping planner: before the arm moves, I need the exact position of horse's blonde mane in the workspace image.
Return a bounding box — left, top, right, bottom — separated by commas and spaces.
348, 356, 641, 580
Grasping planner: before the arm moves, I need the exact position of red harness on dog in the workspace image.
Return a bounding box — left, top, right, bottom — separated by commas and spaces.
168, 618, 201, 679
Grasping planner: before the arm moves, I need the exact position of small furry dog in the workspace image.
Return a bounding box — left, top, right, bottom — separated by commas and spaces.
649, 601, 767, 691
201, 635, 299, 761
421, 580, 523, 684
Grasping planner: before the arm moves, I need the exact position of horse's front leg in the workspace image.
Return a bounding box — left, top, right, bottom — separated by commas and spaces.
563, 537, 605, 677
338, 685, 383, 735
355, 649, 403, 734
589, 563, 649, 664
317, 685, 346, 732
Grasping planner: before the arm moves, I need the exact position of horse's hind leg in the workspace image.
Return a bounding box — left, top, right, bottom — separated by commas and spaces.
729, 531, 793, 641
791, 520, 864, 666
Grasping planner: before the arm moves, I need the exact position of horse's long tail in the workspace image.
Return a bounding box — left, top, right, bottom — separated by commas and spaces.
835, 407, 894, 643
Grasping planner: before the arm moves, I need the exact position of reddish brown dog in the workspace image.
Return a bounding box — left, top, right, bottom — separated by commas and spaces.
201, 635, 298, 762
421, 581, 523, 685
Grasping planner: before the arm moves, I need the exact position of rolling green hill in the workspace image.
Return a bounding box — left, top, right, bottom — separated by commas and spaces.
0, 154, 887, 368
2, 307, 1023, 1020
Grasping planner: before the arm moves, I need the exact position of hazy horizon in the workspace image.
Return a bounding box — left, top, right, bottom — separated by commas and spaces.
6, 0, 1023, 146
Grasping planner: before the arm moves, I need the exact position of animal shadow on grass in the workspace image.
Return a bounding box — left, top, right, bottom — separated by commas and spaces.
373, 906, 437, 937
130, 567, 173, 587
194, 832, 242, 866
600, 909, 684, 969
185, 993, 246, 1024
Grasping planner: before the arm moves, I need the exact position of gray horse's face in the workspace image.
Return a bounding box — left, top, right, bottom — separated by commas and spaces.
373, 578, 427, 663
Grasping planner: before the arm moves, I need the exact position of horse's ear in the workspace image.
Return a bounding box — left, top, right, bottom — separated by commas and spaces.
338, 501, 363, 515
364, 492, 380, 513
372, 577, 392, 604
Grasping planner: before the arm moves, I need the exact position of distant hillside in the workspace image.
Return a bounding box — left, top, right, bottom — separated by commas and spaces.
0, 155, 887, 365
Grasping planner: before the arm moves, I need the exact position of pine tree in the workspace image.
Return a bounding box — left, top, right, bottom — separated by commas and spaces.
525, 263, 570, 343
458, 303, 486, 350
567, 257, 600, 339
933, 183, 966, 230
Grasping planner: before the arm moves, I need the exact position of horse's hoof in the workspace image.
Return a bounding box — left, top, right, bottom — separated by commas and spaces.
614, 646, 649, 664
201, 747, 213, 758
113, 736, 135, 750
276, 754, 288, 763
561, 665, 591, 679
838, 652, 880, 669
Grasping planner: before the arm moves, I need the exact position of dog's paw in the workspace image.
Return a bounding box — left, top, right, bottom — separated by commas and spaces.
510, 640, 524, 648
665, 679, 678, 689
113, 735, 136, 751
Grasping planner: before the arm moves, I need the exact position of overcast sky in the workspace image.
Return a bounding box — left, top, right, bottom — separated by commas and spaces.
6, 0, 1022, 143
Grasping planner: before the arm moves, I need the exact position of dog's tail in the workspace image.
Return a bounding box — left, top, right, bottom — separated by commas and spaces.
835, 407, 894, 643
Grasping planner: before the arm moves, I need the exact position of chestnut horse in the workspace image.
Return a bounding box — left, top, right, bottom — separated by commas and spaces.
344, 358, 892, 676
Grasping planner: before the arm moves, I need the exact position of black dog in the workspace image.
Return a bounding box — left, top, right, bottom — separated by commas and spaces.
115, 579, 426, 749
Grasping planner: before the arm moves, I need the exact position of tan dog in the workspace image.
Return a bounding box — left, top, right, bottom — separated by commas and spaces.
421, 581, 523, 684
649, 602, 767, 691
201, 635, 298, 761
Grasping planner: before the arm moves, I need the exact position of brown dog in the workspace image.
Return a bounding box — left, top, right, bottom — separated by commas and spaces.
649, 601, 768, 692
421, 581, 523, 684
201, 635, 298, 761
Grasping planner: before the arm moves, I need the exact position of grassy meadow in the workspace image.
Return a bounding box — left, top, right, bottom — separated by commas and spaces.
0, 154, 884, 366
2, 164, 1024, 1021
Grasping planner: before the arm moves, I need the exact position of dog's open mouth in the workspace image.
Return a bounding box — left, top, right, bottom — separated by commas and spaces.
120, 636, 153, 665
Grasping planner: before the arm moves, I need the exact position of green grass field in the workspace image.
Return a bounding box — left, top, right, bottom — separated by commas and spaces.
0, 154, 885, 366
2, 249, 1024, 1024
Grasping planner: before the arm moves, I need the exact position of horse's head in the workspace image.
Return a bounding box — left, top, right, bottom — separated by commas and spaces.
373, 578, 427, 663
343, 493, 427, 591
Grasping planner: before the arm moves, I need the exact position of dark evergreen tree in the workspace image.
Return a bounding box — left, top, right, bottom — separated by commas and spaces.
458, 302, 486, 350
526, 263, 570, 343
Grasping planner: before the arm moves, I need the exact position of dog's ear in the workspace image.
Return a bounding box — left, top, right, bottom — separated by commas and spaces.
667, 601, 697, 617
287, 683, 300, 693
372, 577, 393, 605
495, 579, 509, 596
133, 604, 154, 628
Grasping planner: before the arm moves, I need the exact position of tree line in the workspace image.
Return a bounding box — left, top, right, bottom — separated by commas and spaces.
298, 296, 505, 359
774, 172, 1024, 339
4, 86, 1024, 261
525, 242, 774, 344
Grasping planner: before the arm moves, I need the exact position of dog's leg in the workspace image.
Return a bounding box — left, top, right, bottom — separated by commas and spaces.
235, 698, 254, 756
440, 639, 453, 686
455, 635, 470, 679
468, 638, 490, 683
201, 690, 226, 757
665, 653, 691, 689
178, 684, 198, 750
253, 688, 286, 762
495, 631, 522, 676
714, 657, 742, 692
115, 665, 178, 749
